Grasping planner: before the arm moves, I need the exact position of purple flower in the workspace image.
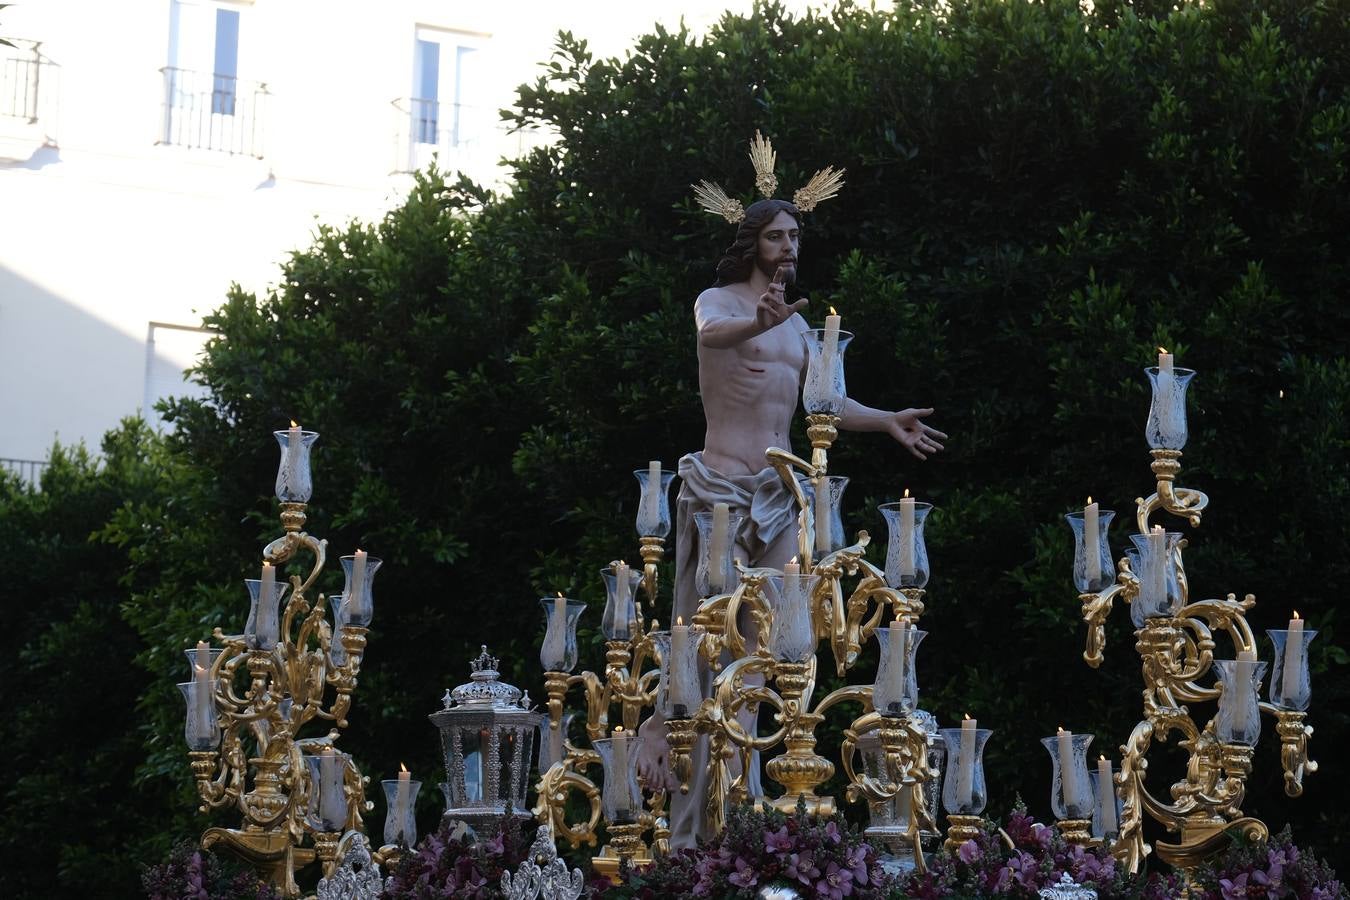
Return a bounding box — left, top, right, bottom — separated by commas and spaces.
816, 861, 855, 899
845, 844, 870, 884
957, 839, 981, 864
786, 851, 820, 885
765, 825, 795, 854
823, 820, 843, 844
1219, 872, 1248, 899
727, 856, 759, 889
1006, 850, 1042, 890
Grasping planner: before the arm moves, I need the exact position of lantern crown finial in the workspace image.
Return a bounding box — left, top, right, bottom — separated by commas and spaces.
471, 645, 499, 677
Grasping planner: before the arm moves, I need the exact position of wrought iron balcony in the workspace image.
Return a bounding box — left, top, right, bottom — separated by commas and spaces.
1, 458, 48, 486
160, 67, 268, 157
391, 96, 548, 176
1, 39, 55, 125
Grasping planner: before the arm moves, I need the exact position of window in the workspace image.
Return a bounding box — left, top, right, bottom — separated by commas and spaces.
410, 27, 484, 148
211, 8, 240, 116
163, 1, 264, 155
143, 322, 214, 427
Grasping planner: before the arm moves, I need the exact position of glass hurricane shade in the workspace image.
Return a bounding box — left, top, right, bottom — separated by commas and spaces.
273, 428, 319, 503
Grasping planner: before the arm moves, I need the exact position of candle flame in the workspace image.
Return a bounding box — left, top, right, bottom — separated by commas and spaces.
1058, 725, 1067, 734
1293, 610, 1301, 620
1152, 524, 1164, 533
1279, 389, 1285, 399
194, 664, 206, 675
903, 488, 910, 498
1157, 346, 1168, 355
557, 591, 565, 598
1086, 496, 1093, 505
290, 420, 299, 428
676, 616, 684, 625
1100, 755, 1107, 762
400, 762, 408, 773
829, 306, 838, 316
963, 712, 972, 721
614, 725, 624, 734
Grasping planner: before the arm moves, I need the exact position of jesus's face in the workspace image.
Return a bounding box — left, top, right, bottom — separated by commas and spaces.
755, 210, 800, 285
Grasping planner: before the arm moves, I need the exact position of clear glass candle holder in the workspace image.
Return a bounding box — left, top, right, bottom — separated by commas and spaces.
1041, 732, 1095, 820
599, 565, 642, 641
338, 553, 382, 627
808, 476, 850, 556
273, 428, 319, 503
872, 623, 926, 717
1145, 366, 1195, 451
1065, 508, 1116, 594
802, 329, 853, 415
304, 749, 350, 832
860, 723, 945, 835
328, 593, 349, 666
177, 679, 221, 751
634, 467, 676, 538
879, 500, 932, 589
382, 776, 423, 847
1126, 531, 1182, 626
1267, 627, 1318, 711
1090, 762, 1123, 842
244, 576, 289, 651
539, 711, 578, 773
539, 597, 586, 672
594, 735, 644, 825
659, 625, 704, 718
769, 572, 819, 663
1215, 657, 1267, 746
940, 726, 992, 815
182, 645, 226, 679
693, 509, 745, 597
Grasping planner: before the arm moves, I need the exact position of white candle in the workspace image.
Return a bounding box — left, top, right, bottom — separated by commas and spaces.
709, 503, 729, 592
258, 561, 277, 647
898, 491, 915, 578
614, 562, 631, 634
885, 618, 908, 712
1083, 498, 1100, 585
670, 617, 694, 714
814, 479, 831, 553
1097, 756, 1117, 835
1155, 348, 1176, 441
542, 595, 567, 669
821, 308, 841, 382
286, 421, 302, 490
1057, 727, 1081, 811
611, 726, 631, 814
1148, 525, 1166, 610
1235, 648, 1257, 731
193, 640, 212, 731
350, 548, 368, 611
395, 763, 410, 833
783, 556, 800, 577
956, 714, 976, 809
1282, 612, 1304, 704
646, 459, 661, 514
195, 640, 211, 676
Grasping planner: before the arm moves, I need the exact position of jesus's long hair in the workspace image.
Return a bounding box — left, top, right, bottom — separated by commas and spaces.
712, 199, 802, 287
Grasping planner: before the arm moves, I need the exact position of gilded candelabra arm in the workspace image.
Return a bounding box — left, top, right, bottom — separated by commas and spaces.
569, 669, 613, 743
811, 533, 871, 674
1267, 706, 1317, 797
533, 760, 602, 850
1137, 450, 1209, 529
713, 654, 789, 753
189, 745, 238, 811
1081, 574, 1134, 668
637, 536, 665, 620
698, 572, 772, 663
262, 523, 329, 599
765, 445, 817, 566
1115, 719, 1156, 872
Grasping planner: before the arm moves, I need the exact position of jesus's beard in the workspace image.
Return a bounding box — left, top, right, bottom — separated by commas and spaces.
756, 255, 797, 285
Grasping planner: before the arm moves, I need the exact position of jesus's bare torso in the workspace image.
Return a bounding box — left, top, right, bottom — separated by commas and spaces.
695, 284, 808, 476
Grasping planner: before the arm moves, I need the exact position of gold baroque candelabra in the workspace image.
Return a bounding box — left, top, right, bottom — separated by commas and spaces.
1072, 354, 1318, 875
180, 426, 381, 896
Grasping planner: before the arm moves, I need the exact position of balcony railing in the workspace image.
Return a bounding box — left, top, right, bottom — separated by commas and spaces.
391, 96, 549, 177
1, 458, 48, 486
1, 39, 54, 124
160, 67, 267, 157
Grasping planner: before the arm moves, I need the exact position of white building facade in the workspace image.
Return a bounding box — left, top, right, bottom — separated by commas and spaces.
0, 0, 805, 474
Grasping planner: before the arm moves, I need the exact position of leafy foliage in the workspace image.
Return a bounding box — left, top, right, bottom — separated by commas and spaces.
141, 841, 282, 900
3, 0, 1349, 892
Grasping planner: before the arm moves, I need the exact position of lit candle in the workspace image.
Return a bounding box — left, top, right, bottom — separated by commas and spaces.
670, 617, 693, 715
1282, 612, 1304, 704
195, 640, 211, 676
286, 420, 302, 489
1148, 525, 1166, 610
350, 548, 368, 610
1083, 498, 1100, 586
956, 714, 976, 809
814, 479, 831, 553
1155, 348, 1176, 441
821, 307, 841, 380
783, 556, 800, 577
1057, 727, 1081, 811
395, 763, 410, 836
709, 503, 729, 592
611, 726, 631, 816
898, 490, 915, 578
1097, 756, 1117, 835
542, 594, 567, 670
646, 459, 661, 515
193, 640, 212, 732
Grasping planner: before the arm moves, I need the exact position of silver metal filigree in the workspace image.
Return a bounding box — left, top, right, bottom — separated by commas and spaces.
500, 824, 584, 900
1038, 873, 1098, 899
317, 831, 383, 900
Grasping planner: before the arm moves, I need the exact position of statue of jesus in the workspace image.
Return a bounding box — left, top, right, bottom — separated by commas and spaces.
638, 196, 947, 849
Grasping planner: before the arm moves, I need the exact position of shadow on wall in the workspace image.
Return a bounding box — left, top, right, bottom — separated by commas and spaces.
0, 262, 159, 461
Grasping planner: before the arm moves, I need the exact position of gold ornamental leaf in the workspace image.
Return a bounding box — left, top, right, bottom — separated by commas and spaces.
692, 180, 746, 224
792, 166, 846, 211
748, 130, 778, 198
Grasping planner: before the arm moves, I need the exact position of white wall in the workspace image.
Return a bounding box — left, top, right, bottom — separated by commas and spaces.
0, 0, 813, 462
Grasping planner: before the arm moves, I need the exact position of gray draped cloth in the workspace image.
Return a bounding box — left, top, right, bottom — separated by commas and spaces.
667, 451, 801, 848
